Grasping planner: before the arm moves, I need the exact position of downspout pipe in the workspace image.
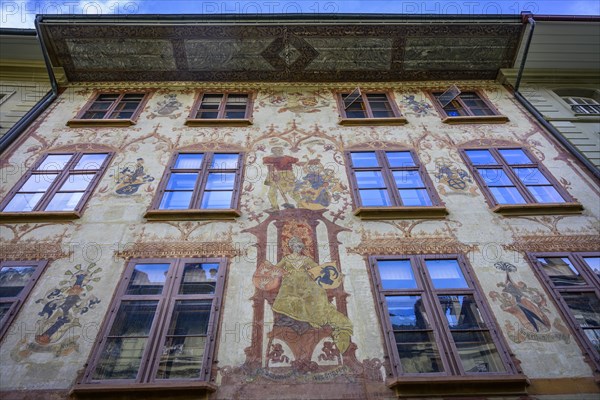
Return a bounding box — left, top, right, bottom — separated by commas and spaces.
0, 17, 59, 155
513, 14, 600, 180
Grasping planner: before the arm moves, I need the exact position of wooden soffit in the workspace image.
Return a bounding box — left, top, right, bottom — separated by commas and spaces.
38, 15, 524, 83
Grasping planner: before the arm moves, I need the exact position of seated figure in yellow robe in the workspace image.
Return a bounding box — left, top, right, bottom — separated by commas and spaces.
272, 236, 353, 354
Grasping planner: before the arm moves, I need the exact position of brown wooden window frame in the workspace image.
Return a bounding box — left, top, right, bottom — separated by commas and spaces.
427, 89, 509, 124
0, 151, 114, 222
75, 257, 227, 395
345, 149, 447, 219
0, 260, 49, 341
460, 147, 582, 216
67, 92, 151, 127
369, 254, 527, 397
145, 152, 244, 220
527, 252, 600, 374
185, 92, 254, 126
335, 90, 407, 126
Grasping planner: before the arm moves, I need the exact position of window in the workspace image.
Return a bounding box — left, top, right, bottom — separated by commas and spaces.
0, 152, 112, 218
336, 90, 406, 125
429, 90, 508, 124
461, 148, 581, 215
562, 97, 600, 115
346, 150, 446, 219
80, 258, 226, 389
186, 93, 253, 126
0, 260, 49, 340
146, 152, 243, 220
528, 253, 600, 372
554, 88, 600, 115
370, 255, 525, 396
68, 92, 149, 126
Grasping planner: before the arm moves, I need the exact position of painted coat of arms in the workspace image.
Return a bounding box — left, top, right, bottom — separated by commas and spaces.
11, 263, 102, 361
113, 157, 155, 195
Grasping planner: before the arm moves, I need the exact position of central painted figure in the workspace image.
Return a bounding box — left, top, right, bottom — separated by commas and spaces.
271, 236, 353, 354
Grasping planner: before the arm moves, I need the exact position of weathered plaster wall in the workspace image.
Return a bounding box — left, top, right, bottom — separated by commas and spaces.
0, 81, 599, 399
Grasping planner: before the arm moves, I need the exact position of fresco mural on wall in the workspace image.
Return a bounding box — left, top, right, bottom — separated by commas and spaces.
148, 93, 183, 119
399, 94, 433, 117
489, 261, 570, 344
112, 157, 155, 195
433, 156, 477, 196
11, 263, 102, 361
259, 91, 331, 114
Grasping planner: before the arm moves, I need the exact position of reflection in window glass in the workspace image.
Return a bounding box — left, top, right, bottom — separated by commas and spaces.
350, 152, 379, 168
126, 264, 170, 295
425, 259, 468, 289
378, 260, 417, 289
538, 257, 585, 286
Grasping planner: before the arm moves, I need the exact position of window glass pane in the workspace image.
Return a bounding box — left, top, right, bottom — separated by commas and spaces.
201, 94, 223, 107
537, 257, 586, 286
159, 191, 193, 210
489, 187, 527, 204
108, 301, 158, 337
583, 329, 600, 352
393, 170, 424, 188
92, 337, 148, 380
451, 331, 505, 373
498, 149, 531, 165
19, 174, 58, 192
37, 154, 73, 171
3, 193, 44, 212
582, 257, 600, 278
465, 150, 497, 165
350, 152, 379, 168
205, 173, 235, 190
527, 185, 565, 203
126, 264, 170, 295
355, 171, 386, 189
201, 191, 233, 209
197, 111, 219, 119
394, 331, 444, 373
211, 154, 239, 169
562, 293, 600, 327
386, 151, 415, 167
398, 189, 432, 206
477, 168, 513, 186
425, 259, 468, 289
345, 100, 367, 118
174, 154, 204, 169
513, 168, 550, 185
156, 300, 212, 380
166, 173, 198, 191
44, 192, 84, 211
0, 266, 36, 297
59, 174, 95, 191
378, 260, 417, 289
386, 296, 430, 329
179, 263, 219, 295
167, 300, 212, 336
74, 154, 108, 170
359, 189, 391, 206
439, 295, 487, 330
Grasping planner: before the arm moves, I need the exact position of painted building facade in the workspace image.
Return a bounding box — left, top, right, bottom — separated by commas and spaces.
0, 15, 599, 400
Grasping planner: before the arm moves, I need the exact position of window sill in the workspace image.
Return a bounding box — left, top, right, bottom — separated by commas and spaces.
442, 115, 509, 124
354, 206, 448, 220
387, 374, 529, 398
144, 209, 241, 221
67, 119, 135, 127
0, 211, 81, 222
339, 117, 407, 126
185, 118, 252, 127
72, 381, 217, 399
492, 202, 583, 216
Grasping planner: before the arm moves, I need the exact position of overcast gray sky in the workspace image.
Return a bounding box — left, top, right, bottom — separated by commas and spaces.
1, 0, 599, 28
